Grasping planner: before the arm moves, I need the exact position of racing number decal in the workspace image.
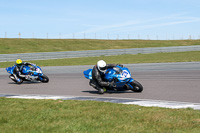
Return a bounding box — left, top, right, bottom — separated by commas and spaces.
122, 70, 128, 77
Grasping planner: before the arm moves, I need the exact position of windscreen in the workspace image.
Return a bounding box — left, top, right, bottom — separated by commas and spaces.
113, 67, 122, 74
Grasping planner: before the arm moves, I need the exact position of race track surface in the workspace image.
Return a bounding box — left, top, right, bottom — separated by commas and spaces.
1, 62, 200, 104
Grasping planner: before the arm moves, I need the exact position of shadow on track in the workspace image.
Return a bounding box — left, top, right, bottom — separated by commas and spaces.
8, 81, 42, 85
82, 90, 135, 95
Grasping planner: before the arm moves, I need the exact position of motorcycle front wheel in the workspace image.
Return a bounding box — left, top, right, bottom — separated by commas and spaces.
38, 74, 49, 83
130, 80, 143, 92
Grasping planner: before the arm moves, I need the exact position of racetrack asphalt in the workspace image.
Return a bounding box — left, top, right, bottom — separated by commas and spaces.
0, 62, 200, 105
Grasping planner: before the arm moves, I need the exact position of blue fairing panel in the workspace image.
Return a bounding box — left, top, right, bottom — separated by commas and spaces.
83, 69, 92, 79
6, 66, 15, 74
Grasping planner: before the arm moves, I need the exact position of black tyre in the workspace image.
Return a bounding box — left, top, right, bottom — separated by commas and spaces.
39, 74, 49, 83
130, 80, 143, 92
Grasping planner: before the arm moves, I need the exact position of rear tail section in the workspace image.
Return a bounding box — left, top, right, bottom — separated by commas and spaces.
6, 66, 15, 74
83, 69, 92, 79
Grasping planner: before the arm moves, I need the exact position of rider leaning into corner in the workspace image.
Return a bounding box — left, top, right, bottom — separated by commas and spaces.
90, 60, 123, 94
9, 59, 35, 82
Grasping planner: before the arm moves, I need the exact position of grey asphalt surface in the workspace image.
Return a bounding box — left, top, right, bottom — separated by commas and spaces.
0, 62, 200, 103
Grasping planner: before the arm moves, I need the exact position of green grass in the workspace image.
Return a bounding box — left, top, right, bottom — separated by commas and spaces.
1, 51, 200, 68
1, 39, 200, 133
0, 98, 200, 133
0, 38, 200, 54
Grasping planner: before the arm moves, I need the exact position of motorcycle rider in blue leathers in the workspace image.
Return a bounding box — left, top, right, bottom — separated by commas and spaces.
9, 59, 34, 82
90, 60, 123, 94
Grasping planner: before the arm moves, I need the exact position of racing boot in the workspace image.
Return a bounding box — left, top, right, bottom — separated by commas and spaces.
9, 75, 23, 84
9, 75, 16, 82
89, 80, 104, 94
97, 88, 104, 94
89, 80, 96, 88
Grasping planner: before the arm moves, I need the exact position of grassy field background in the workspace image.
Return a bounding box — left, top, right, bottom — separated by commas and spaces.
0, 38, 200, 54
1, 51, 200, 68
1, 38, 199, 67
0, 98, 200, 133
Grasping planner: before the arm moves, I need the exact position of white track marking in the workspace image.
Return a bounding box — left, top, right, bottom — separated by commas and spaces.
1, 94, 200, 110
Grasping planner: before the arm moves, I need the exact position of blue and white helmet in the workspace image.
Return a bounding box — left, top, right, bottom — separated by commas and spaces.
97, 60, 106, 73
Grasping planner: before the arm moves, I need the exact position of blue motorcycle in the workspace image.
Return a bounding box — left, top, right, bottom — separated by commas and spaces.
6, 64, 49, 84
83, 65, 143, 93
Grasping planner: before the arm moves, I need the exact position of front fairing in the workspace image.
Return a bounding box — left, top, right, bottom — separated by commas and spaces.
35, 66, 43, 76
104, 66, 134, 88
104, 66, 132, 82
22, 66, 43, 76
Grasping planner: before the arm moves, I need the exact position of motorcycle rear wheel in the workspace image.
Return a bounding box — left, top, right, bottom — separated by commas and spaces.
130, 80, 143, 92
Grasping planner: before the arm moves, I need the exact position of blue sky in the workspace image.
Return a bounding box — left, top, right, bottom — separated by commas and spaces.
0, 0, 200, 39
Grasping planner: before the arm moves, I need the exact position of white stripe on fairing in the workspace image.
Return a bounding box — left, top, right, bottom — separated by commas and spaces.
4, 94, 200, 110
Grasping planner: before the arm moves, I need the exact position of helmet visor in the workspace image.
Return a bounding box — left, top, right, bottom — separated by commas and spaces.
100, 66, 106, 71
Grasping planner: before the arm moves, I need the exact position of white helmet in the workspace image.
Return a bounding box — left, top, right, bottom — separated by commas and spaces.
97, 60, 107, 73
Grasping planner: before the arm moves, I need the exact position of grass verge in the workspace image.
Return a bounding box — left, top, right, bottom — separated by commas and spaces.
0, 38, 200, 54
0, 98, 200, 133
1, 51, 200, 68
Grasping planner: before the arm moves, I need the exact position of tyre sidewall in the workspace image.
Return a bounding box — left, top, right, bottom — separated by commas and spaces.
130, 80, 143, 92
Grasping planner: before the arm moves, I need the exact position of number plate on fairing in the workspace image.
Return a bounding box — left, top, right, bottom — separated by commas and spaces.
119, 70, 131, 80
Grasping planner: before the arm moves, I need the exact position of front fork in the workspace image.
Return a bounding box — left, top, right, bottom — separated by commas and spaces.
37, 73, 44, 80
125, 78, 134, 89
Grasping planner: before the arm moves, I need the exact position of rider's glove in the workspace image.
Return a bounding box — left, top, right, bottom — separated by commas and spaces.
117, 64, 123, 67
